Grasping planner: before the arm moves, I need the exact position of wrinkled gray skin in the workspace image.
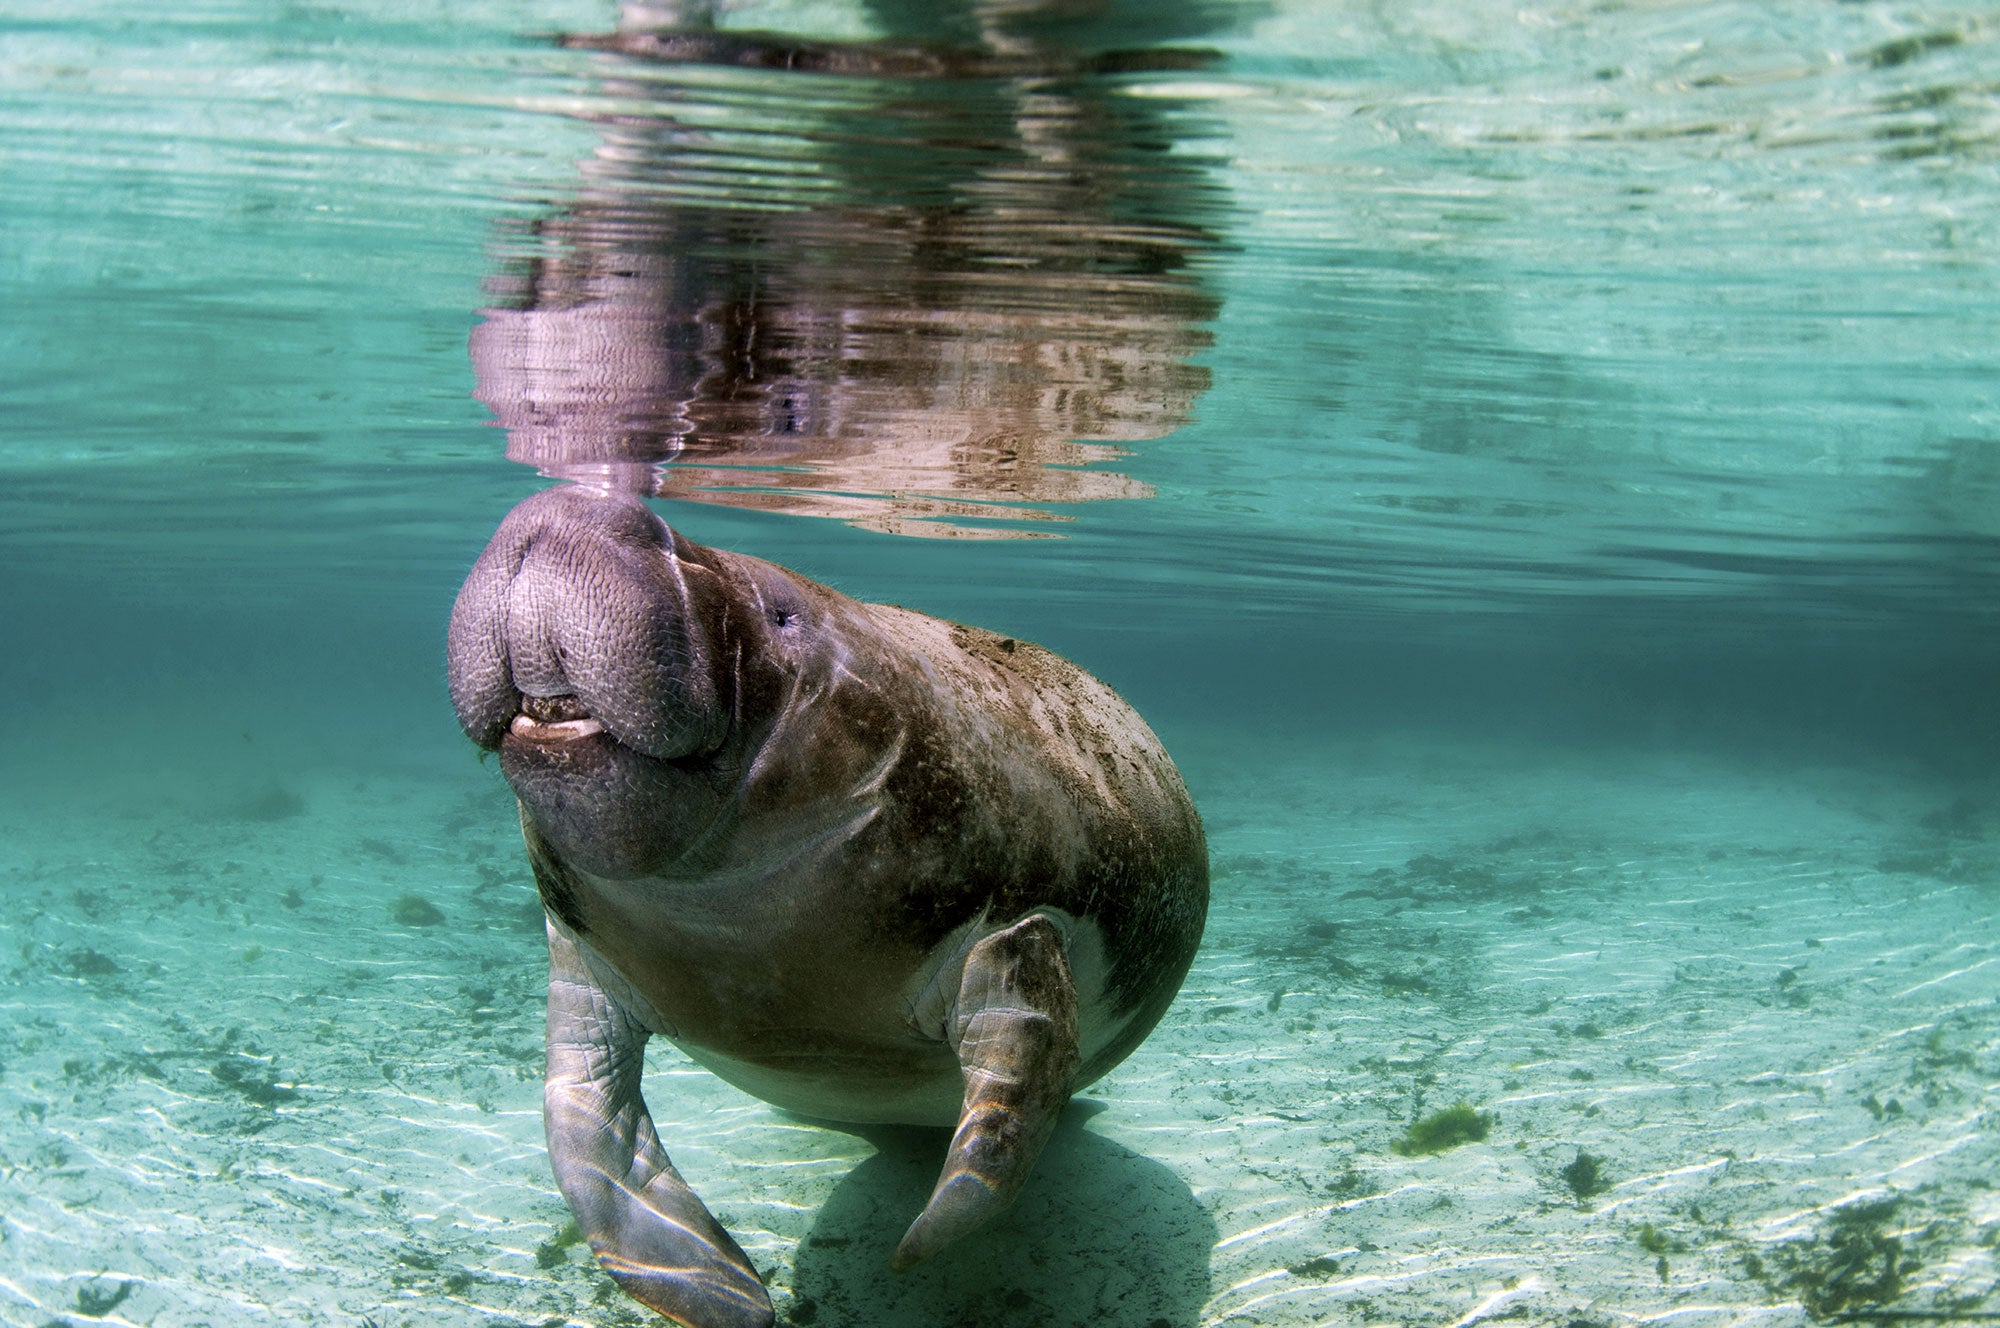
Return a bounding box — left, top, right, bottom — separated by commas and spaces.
446, 486, 1207, 1328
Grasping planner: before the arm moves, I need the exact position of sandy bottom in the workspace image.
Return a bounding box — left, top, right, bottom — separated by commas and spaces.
2, 732, 1996, 1327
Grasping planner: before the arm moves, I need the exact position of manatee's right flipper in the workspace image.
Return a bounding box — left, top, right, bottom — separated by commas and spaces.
893, 913, 1081, 1270
543, 921, 774, 1328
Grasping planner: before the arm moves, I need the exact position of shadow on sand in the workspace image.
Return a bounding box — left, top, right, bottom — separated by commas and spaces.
780, 1104, 1215, 1328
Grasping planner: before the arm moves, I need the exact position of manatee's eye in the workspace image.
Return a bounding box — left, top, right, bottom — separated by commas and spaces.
760, 579, 808, 631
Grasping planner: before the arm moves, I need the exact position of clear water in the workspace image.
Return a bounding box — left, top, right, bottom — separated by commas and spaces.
3, 0, 1997, 1323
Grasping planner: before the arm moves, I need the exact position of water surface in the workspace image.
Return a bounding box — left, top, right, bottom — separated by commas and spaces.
2, 1, 1997, 1323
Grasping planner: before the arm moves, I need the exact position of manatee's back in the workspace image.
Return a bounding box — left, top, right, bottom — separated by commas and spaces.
855, 605, 1209, 1086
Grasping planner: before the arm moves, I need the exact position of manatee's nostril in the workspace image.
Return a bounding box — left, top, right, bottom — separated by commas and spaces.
522, 693, 594, 724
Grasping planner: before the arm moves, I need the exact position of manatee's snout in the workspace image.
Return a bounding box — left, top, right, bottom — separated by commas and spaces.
446, 486, 723, 762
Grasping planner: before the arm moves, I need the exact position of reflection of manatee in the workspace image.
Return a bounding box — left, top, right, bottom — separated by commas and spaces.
446, 487, 1208, 1326
789, 1114, 1216, 1328
469, 222, 1214, 531
470, 16, 1229, 535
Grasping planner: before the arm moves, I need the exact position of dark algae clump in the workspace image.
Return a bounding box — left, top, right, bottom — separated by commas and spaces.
212, 1055, 299, 1107
390, 893, 446, 926
1560, 1150, 1610, 1200
62, 947, 121, 978
75, 1280, 135, 1317
1762, 1198, 1921, 1319
1392, 1102, 1493, 1156
535, 1219, 586, 1270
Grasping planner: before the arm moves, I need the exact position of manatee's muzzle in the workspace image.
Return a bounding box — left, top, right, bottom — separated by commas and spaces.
446, 486, 725, 762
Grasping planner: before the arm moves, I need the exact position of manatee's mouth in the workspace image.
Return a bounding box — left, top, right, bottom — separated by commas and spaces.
497, 685, 726, 879
508, 693, 607, 744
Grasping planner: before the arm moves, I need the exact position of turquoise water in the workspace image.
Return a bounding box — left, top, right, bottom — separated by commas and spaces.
3, 1, 1997, 1324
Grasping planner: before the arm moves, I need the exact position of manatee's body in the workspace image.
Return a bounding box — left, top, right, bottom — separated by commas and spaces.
446, 487, 1206, 1327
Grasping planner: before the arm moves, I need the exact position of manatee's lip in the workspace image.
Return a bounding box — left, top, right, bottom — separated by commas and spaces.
508, 713, 607, 743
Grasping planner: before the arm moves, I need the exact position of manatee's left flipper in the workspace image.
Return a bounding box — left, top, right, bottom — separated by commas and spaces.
893, 913, 1080, 1271
544, 922, 774, 1328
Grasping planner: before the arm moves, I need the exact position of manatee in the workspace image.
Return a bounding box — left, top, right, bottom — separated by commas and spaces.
446, 486, 1207, 1327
